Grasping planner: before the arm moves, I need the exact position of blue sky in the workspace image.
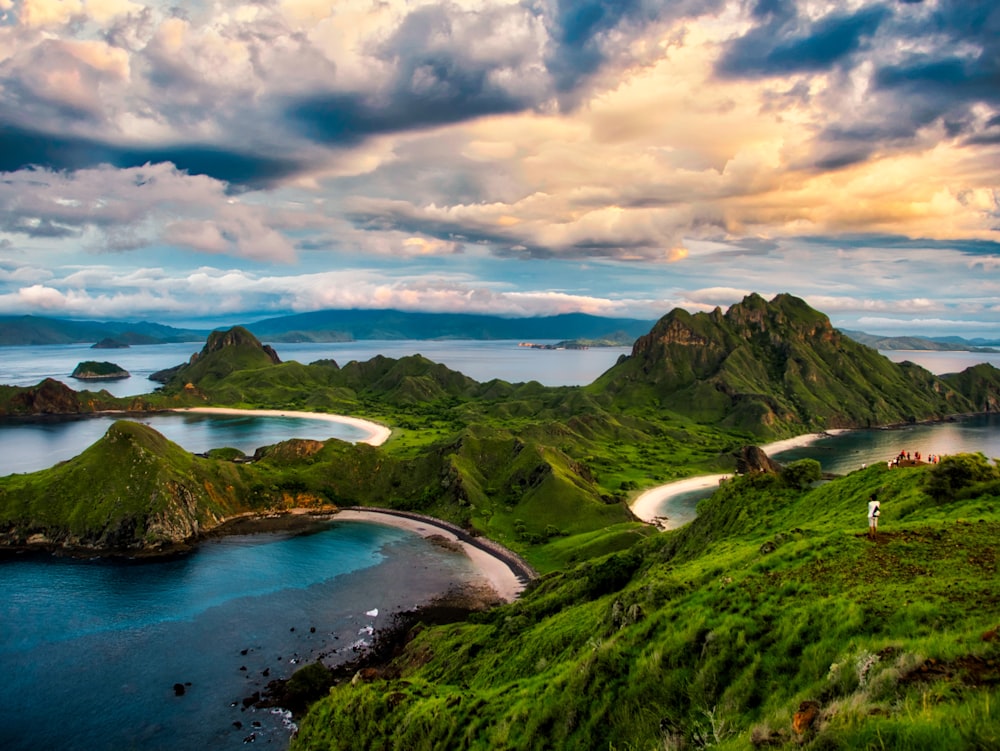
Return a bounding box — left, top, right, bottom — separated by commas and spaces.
0, 0, 998, 337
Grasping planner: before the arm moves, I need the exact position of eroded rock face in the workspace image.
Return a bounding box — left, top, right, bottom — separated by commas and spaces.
734, 445, 782, 474
203, 327, 281, 364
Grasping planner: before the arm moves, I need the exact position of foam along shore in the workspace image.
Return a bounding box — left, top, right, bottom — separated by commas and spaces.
169, 407, 391, 446
630, 431, 842, 526
333, 509, 528, 603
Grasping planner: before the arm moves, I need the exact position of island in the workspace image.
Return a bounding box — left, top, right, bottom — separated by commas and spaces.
2, 293, 999, 751
69, 360, 130, 380
91, 337, 130, 349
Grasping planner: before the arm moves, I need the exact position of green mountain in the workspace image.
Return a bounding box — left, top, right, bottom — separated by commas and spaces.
0, 420, 250, 551
592, 293, 995, 437
149, 326, 282, 388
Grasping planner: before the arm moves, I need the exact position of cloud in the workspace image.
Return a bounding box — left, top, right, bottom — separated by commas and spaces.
716, 3, 887, 78
0, 164, 300, 260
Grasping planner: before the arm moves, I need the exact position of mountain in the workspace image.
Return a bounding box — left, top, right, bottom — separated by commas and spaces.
592, 293, 998, 436
0, 315, 206, 346
0, 420, 330, 553
843, 329, 1000, 352
245, 309, 655, 342
149, 326, 282, 387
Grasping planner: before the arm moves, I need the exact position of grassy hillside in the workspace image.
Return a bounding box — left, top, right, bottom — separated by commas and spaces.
292, 456, 1000, 750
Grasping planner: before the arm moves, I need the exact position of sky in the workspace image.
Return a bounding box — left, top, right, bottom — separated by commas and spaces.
0, 0, 998, 338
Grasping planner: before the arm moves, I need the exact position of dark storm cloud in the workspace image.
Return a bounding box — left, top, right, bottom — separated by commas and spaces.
542, 0, 723, 93
0, 123, 305, 189
287, 3, 540, 144
716, 3, 887, 77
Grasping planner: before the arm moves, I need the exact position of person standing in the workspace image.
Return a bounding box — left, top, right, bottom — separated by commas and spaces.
867, 495, 881, 538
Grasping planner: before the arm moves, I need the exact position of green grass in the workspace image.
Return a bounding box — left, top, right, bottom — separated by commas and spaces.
292, 457, 1000, 750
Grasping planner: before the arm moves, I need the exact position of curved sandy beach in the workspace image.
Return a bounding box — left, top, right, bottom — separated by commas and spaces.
630, 431, 841, 525
170, 407, 391, 446
332, 509, 530, 603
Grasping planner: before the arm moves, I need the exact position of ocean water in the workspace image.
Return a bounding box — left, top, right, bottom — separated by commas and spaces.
0, 339, 631, 396
0, 521, 485, 751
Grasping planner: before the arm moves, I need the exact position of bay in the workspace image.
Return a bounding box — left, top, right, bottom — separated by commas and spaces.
772, 412, 1000, 474
0, 521, 487, 751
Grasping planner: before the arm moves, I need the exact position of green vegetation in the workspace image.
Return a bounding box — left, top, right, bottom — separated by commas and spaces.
70, 360, 130, 379
2, 294, 999, 747
293, 459, 1000, 750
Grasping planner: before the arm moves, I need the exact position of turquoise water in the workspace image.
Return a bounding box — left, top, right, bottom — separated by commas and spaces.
0, 521, 483, 750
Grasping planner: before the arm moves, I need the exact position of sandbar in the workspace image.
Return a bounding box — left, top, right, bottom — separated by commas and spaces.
629, 431, 840, 525
332, 509, 529, 603
170, 407, 391, 446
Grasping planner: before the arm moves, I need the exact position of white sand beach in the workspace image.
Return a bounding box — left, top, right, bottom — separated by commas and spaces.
629, 431, 840, 525
170, 407, 391, 446
332, 509, 526, 603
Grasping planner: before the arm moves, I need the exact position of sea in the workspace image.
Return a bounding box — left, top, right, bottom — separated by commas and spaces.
0, 341, 998, 750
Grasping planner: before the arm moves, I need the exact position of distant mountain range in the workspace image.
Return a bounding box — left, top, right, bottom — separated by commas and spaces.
841, 329, 1000, 352
0, 316, 207, 346
0, 310, 997, 351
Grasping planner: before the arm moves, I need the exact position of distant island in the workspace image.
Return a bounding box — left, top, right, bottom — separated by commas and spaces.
520, 332, 638, 350
91, 337, 130, 349
70, 361, 130, 380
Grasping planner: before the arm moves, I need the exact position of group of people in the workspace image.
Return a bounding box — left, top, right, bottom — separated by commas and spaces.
886, 449, 941, 468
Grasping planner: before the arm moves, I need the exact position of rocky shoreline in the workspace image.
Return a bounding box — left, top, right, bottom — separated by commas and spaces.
252, 585, 502, 721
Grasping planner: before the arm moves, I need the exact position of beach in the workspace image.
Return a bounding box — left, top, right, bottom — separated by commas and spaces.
170, 407, 392, 446
333, 509, 530, 603
630, 431, 841, 525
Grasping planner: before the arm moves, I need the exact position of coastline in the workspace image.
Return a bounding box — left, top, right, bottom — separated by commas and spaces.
332, 508, 533, 603
630, 431, 843, 525
169, 406, 391, 446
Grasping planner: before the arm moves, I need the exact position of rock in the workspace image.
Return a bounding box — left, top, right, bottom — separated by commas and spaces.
735, 445, 782, 474
792, 700, 820, 735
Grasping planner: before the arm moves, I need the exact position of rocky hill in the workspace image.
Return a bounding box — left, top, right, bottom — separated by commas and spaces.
593, 293, 998, 436
0, 420, 338, 554
150, 326, 281, 387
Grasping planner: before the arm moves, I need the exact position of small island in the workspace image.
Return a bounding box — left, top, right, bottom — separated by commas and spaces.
92, 337, 130, 349
70, 360, 131, 380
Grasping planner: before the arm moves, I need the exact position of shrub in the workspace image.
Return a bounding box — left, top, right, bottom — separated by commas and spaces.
923, 453, 1000, 502
782, 458, 822, 490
